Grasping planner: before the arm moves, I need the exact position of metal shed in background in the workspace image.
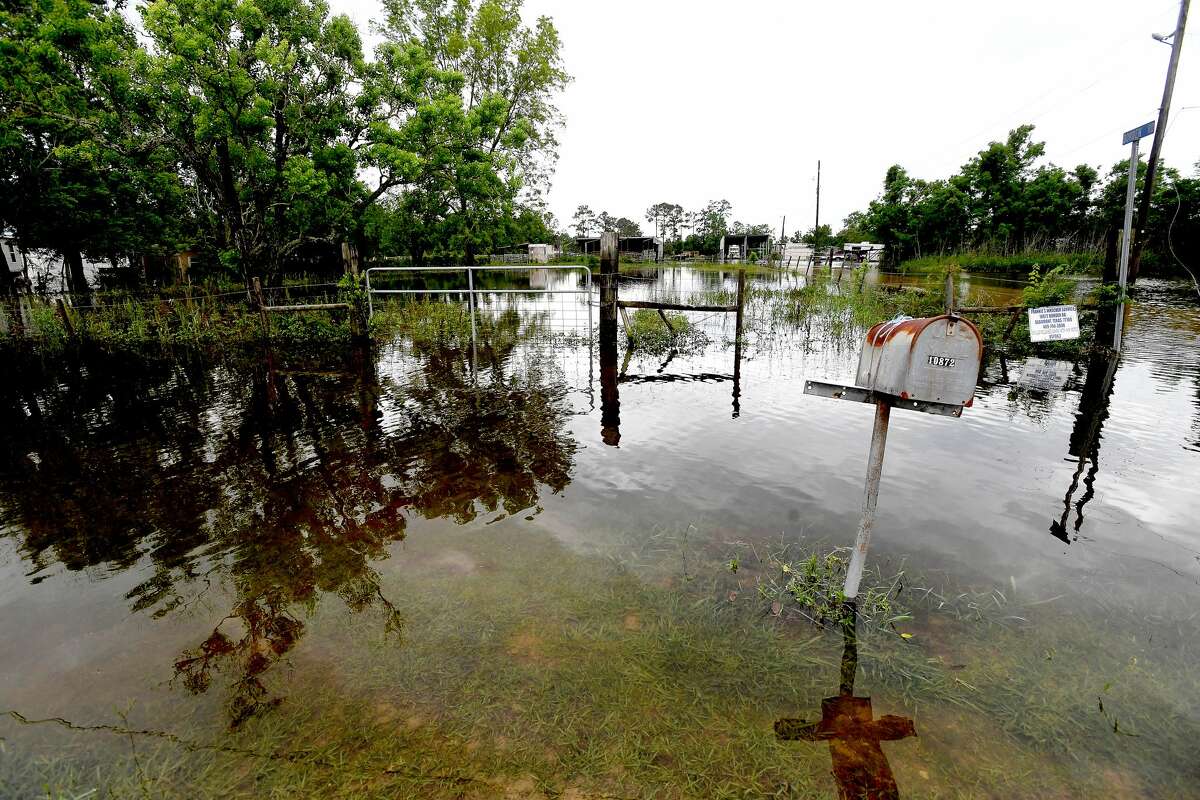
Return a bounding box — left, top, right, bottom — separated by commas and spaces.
576, 236, 662, 262
719, 233, 772, 263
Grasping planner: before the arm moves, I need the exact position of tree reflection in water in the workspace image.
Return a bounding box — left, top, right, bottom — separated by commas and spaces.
0, 341, 577, 727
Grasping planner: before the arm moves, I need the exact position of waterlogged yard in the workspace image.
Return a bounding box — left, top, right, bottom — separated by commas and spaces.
1, 268, 1199, 798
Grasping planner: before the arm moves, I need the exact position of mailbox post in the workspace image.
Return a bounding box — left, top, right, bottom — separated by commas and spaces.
805, 314, 983, 598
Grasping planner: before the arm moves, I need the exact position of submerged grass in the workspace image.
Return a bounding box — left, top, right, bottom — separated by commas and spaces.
4, 523, 1198, 798
622, 308, 709, 356
2, 288, 357, 354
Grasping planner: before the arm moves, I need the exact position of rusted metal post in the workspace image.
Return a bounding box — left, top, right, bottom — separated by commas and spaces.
844, 400, 891, 599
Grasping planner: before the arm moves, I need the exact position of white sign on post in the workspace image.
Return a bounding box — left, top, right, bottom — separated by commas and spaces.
1027, 305, 1080, 342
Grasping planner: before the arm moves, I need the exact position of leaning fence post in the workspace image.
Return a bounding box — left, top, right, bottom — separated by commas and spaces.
55, 298, 75, 340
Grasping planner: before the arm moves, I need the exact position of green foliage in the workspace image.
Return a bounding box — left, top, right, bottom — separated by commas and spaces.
848, 124, 1199, 276
1, 0, 570, 284
135, 0, 408, 282
624, 308, 707, 355
1021, 265, 1075, 309
0, 0, 187, 292
747, 547, 904, 628
645, 202, 682, 239
900, 251, 1100, 275
376, 0, 569, 265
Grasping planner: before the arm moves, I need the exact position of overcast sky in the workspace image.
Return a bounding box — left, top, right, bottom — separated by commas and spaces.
334, 0, 1199, 236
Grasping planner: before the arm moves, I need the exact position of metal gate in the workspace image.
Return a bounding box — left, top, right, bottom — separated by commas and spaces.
364, 265, 593, 342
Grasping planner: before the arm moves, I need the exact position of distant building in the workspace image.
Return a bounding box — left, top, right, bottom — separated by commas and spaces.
575, 236, 662, 262
780, 243, 814, 264
842, 242, 885, 263
719, 233, 772, 263
2, 238, 25, 276
494, 242, 561, 263
527, 243, 556, 263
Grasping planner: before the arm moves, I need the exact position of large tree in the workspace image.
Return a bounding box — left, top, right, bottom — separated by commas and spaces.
645, 202, 682, 241
379, 0, 568, 264
134, 0, 430, 283
0, 0, 185, 294
572, 204, 596, 237
850, 125, 1145, 266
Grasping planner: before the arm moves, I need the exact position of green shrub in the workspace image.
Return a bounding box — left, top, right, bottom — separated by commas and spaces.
900, 252, 1100, 276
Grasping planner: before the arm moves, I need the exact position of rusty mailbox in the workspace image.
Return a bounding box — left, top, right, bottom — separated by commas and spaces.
804, 312, 983, 600
855, 314, 982, 408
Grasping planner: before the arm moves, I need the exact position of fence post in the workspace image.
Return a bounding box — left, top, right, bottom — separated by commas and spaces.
599, 231, 620, 446
735, 268, 746, 344
341, 242, 360, 277
599, 231, 619, 343
55, 298, 75, 339
944, 272, 956, 314
466, 266, 478, 362
252, 277, 269, 340
733, 268, 747, 417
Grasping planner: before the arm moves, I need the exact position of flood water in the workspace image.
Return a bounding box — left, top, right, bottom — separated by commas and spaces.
1, 270, 1198, 798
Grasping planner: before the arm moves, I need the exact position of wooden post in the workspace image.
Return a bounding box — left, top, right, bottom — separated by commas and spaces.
944, 272, 955, 314
734, 268, 746, 343
55, 298, 75, 339
599, 231, 619, 344
252, 277, 269, 339
619, 305, 633, 342
341, 242, 360, 277
733, 268, 746, 417
1000, 309, 1020, 347
599, 230, 620, 446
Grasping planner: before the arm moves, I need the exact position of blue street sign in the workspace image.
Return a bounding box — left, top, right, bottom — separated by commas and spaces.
1122, 121, 1156, 145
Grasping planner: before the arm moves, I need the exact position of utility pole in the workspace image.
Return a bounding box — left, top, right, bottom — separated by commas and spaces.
1128, 0, 1189, 284
1115, 121, 1155, 350
812, 160, 821, 267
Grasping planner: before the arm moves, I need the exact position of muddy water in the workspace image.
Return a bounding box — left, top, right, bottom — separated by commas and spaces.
1, 273, 1198, 798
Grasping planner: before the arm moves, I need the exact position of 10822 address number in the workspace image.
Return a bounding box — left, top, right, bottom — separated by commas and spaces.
927, 355, 956, 368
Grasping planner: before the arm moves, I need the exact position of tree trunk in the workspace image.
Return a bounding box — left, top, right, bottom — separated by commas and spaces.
63, 249, 89, 296
1095, 227, 1119, 346
0, 255, 16, 296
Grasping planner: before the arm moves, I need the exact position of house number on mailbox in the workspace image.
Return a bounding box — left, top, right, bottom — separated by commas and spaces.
927, 355, 956, 368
